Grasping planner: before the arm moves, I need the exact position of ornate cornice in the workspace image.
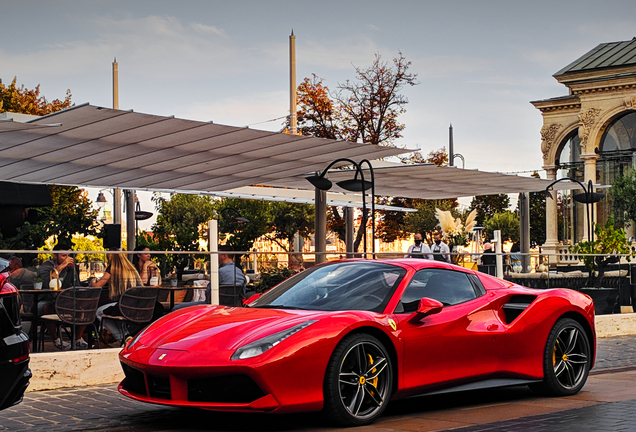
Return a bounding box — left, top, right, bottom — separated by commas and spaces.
578, 108, 602, 149
572, 83, 636, 96
625, 96, 636, 109
540, 123, 562, 160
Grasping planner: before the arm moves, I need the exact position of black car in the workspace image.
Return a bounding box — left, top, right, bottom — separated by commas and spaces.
0, 272, 30, 410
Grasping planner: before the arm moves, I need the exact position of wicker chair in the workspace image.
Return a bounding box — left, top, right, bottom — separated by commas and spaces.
100, 287, 159, 345
39, 287, 102, 350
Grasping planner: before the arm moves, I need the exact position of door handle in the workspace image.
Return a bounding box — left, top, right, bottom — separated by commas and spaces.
487, 324, 499, 331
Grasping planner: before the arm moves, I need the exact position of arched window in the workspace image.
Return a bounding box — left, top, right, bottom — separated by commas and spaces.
556, 130, 581, 167
600, 111, 636, 152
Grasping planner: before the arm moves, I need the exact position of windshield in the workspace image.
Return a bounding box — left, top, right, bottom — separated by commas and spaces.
250, 261, 406, 312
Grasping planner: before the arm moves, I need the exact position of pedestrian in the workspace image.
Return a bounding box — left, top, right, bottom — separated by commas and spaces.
405, 233, 432, 259
431, 232, 451, 263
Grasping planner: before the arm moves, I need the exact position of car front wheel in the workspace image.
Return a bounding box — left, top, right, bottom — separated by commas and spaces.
323, 333, 393, 426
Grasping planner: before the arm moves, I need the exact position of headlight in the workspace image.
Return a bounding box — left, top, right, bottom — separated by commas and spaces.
231, 320, 317, 360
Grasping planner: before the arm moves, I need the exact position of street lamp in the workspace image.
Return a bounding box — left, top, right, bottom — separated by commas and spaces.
542, 178, 605, 242
220, 207, 250, 225
305, 158, 375, 257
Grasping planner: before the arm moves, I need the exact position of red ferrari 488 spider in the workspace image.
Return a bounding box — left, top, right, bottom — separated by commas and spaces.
119, 259, 595, 426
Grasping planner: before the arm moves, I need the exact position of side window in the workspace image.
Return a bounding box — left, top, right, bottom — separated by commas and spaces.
398, 269, 479, 313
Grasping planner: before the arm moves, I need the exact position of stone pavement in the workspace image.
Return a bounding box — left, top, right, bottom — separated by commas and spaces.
1, 335, 636, 432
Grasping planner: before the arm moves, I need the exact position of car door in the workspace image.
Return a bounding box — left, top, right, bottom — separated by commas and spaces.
392, 268, 505, 393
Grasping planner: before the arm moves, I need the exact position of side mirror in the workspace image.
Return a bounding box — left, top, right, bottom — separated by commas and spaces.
408, 297, 443, 323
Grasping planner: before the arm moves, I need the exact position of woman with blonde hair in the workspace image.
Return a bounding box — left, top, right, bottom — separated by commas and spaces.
92, 253, 143, 344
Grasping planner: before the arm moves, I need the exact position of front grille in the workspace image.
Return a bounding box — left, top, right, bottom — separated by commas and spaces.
188, 375, 265, 403
121, 363, 146, 396
148, 375, 171, 399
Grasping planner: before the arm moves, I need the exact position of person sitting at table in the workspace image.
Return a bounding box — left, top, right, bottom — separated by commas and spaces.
7, 256, 36, 289
92, 253, 143, 345
132, 245, 162, 286
37, 241, 81, 350
173, 245, 247, 310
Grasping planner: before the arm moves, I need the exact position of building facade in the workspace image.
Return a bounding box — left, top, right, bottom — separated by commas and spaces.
532, 38, 636, 258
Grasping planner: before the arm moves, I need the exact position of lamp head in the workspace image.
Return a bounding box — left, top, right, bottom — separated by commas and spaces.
135, 210, 153, 221
96, 191, 107, 208
336, 178, 373, 192
235, 216, 250, 224
305, 174, 333, 191
573, 192, 605, 204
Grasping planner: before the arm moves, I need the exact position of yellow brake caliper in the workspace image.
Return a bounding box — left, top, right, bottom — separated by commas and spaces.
368, 354, 378, 389
553, 340, 558, 366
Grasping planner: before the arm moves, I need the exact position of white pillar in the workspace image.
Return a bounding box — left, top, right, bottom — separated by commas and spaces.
494, 230, 503, 279
208, 220, 219, 305
543, 166, 559, 265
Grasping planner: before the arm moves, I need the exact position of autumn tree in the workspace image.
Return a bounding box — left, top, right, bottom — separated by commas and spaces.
0, 76, 72, 115
469, 194, 511, 226
289, 52, 418, 252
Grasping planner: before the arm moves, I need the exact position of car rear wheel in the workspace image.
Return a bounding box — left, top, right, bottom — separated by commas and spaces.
530, 318, 591, 396
323, 333, 392, 426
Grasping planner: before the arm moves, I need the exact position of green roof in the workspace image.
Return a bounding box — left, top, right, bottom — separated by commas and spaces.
554, 38, 636, 77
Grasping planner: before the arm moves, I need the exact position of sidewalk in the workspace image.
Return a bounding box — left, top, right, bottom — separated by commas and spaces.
1, 335, 635, 432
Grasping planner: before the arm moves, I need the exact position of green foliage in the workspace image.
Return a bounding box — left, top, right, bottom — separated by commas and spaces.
256, 266, 299, 293
268, 202, 314, 251
215, 198, 273, 257
151, 194, 216, 273
71, 234, 106, 263
484, 212, 520, 243
608, 169, 636, 226
570, 216, 631, 284
469, 194, 511, 226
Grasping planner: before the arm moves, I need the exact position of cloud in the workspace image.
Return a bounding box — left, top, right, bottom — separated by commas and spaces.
190, 22, 226, 37
298, 36, 381, 70
367, 24, 381, 31
411, 55, 491, 79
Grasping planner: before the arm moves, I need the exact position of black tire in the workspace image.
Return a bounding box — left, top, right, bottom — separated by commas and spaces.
323, 333, 393, 426
529, 318, 591, 396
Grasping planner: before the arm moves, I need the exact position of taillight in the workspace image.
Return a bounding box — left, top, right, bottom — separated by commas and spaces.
10, 340, 30, 363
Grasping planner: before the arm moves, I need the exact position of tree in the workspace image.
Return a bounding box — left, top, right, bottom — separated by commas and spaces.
152, 194, 216, 274
469, 194, 511, 226
484, 212, 520, 243
214, 198, 273, 264
609, 168, 636, 226
1, 76, 72, 115
268, 202, 314, 251
289, 52, 418, 252
404, 200, 458, 242
515, 172, 546, 246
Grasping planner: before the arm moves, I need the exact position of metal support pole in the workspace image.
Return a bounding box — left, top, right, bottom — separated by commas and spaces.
345, 207, 354, 258
125, 190, 135, 251
519, 192, 530, 273
208, 220, 219, 305
315, 188, 327, 264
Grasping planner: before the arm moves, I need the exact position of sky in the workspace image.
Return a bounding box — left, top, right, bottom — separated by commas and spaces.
2, 0, 636, 226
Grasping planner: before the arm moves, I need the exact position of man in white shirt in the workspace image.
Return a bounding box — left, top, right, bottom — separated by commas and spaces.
405, 233, 432, 259
431, 232, 451, 263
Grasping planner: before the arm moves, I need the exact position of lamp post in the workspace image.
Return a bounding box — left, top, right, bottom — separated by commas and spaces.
305, 158, 374, 258
543, 178, 605, 242
220, 207, 250, 267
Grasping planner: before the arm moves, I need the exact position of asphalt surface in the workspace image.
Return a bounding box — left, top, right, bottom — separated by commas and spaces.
1, 335, 636, 432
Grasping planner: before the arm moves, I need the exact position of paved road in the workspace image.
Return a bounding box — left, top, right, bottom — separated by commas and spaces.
2, 336, 636, 432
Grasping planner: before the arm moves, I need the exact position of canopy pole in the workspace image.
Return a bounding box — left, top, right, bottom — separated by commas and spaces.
315, 188, 326, 264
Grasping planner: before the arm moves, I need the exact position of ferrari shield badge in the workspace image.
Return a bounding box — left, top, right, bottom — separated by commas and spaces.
388, 319, 397, 331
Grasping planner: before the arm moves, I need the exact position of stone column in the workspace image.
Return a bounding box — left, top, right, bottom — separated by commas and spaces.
543, 166, 559, 265
581, 153, 599, 242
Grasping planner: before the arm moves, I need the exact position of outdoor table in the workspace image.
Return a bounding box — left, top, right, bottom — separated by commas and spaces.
158, 285, 201, 311
20, 288, 62, 352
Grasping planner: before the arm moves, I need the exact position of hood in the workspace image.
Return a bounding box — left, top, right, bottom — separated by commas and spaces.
137, 305, 326, 352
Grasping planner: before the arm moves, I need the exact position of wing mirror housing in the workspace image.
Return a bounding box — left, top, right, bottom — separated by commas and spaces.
409, 297, 444, 323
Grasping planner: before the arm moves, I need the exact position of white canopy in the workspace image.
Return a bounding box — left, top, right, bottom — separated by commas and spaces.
0, 104, 407, 193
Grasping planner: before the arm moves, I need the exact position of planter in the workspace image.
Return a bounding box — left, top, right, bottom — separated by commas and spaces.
33, 281, 43, 290
579, 287, 619, 315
